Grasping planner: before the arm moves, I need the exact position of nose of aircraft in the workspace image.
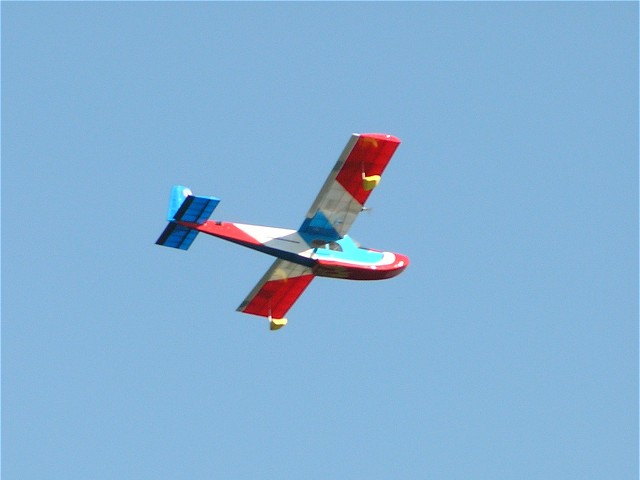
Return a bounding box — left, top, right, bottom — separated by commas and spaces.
392, 252, 410, 273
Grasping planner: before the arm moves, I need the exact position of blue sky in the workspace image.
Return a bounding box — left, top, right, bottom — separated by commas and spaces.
2, 3, 637, 479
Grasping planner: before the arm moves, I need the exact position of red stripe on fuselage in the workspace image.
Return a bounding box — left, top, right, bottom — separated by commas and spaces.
313, 252, 409, 280
180, 221, 262, 247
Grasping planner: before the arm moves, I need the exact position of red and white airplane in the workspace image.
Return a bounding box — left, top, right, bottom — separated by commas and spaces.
156, 133, 409, 330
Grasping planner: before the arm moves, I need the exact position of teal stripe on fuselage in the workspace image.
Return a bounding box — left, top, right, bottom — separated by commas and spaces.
313, 235, 384, 264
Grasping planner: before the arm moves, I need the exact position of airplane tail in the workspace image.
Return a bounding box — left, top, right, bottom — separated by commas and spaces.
155, 185, 220, 250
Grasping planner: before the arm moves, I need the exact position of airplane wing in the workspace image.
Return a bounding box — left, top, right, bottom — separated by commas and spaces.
237, 259, 314, 328
299, 133, 401, 241
237, 133, 400, 329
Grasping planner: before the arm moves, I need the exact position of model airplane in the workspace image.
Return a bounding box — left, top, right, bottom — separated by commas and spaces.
156, 133, 409, 330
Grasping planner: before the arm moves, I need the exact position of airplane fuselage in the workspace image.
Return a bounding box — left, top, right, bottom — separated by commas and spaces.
156, 133, 407, 326
181, 220, 409, 281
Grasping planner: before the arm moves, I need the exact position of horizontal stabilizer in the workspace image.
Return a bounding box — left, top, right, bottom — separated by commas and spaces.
156, 222, 199, 250
173, 195, 219, 224
157, 185, 220, 250
167, 185, 220, 225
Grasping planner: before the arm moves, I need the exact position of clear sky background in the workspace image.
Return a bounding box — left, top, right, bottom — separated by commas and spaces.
2, 3, 637, 479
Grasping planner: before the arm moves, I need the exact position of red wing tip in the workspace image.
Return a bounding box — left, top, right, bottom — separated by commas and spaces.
358, 133, 401, 143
